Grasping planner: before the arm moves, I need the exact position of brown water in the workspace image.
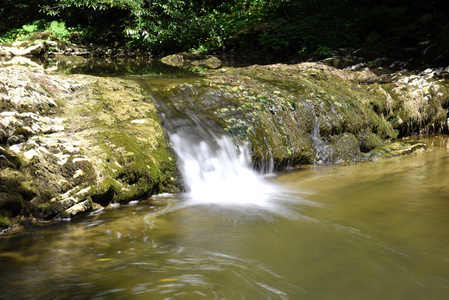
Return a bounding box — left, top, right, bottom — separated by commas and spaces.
1, 136, 449, 300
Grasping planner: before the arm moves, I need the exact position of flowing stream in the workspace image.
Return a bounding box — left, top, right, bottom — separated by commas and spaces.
1, 70, 449, 299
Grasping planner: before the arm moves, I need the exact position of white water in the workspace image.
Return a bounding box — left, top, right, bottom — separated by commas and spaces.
169, 132, 278, 207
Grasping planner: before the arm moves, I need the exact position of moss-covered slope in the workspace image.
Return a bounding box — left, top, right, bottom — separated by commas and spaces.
152, 62, 446, 169
0, 65, 180, 229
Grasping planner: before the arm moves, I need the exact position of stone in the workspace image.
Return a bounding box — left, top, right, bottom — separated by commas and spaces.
7, 135, 26, 145
1, 40, 88, 58
0, 129, 7, 143
23, 149, 39, 160
10, 41, 47, 56
0, 64, 180, 228
161, 53, 221, 68
0, 146, 22, 168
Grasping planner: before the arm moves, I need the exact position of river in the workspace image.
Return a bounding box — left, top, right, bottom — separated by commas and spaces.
1, 64, 449, 299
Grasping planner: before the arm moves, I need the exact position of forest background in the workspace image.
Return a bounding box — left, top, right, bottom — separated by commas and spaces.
1, 0, 449, 66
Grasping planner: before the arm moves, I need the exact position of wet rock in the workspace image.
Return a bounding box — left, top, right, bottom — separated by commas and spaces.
330, 133, 362, 163
358, 132, 385, 153
161, 53, 221, 69
199, 62, 447, 166
366, 141, 428, 160
64, 199, 94, 217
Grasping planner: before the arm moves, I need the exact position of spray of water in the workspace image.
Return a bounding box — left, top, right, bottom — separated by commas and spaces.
148, 87, 284, 210
170, 132, 278, 207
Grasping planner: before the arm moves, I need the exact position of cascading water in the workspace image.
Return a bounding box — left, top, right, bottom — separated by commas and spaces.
308, 102, 333, 163
148, 87, 279, 208
169, 121, 277, 206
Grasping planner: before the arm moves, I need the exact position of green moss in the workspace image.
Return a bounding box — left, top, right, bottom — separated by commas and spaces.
202, 64, 402, 165
72, 76, 183, 205
35, 201, 64, 219
202, 63, 449, 165
70, 159, 97, 186
90, 178, 121, 206
91, 117, 179, 203
358, 131, 385, 152
366, 141, 427, 160
0, 147, 22, 169
0, 173, 36, 216
330, 133, 362, 163
0, 213, 12, 229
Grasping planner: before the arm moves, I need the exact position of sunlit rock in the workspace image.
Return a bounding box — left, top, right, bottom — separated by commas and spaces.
161, 53, 221, 69
0, 65, 180, 228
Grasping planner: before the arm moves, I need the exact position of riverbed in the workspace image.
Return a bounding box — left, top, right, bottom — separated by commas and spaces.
1, 135, 448, 299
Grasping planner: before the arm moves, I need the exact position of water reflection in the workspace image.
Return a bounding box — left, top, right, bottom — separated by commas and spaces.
0, 196, 307, 299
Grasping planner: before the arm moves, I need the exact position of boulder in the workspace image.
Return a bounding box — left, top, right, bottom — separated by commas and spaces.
161, 53, 221, 68
0, 40, 88, 58
191, 62, 448, 167
0, 41, 47, 57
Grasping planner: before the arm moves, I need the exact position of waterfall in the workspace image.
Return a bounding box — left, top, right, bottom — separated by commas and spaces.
308, 103, 333, 163
146, 87, 279, 207
168, 119, 277, 207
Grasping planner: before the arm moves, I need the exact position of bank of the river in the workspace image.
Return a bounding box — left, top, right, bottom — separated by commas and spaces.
1, 42, 449, 230
0, 63, 180, 230
152, 58, 448, 169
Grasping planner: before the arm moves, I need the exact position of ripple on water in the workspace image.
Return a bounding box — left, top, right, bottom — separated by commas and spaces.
118, 249, 304, 299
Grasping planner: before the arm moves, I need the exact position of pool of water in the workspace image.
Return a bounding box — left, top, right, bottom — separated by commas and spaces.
1, 135, 449, 299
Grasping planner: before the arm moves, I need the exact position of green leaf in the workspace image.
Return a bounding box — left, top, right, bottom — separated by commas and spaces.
22, 24, 38, 33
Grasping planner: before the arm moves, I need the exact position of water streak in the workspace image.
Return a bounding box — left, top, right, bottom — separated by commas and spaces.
307, 102, 333, 163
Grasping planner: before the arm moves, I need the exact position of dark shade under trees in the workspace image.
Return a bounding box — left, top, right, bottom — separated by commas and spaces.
1, 0, 449, 64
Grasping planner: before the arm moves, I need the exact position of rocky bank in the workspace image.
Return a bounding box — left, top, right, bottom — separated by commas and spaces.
0, 63, 180, 230
153, 60, 448, 169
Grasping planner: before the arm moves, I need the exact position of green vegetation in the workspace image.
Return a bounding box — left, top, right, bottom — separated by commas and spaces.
0, 20, 76, 43
1, 0, 448, 62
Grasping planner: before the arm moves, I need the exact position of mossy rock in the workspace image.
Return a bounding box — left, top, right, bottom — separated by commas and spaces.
329, 133, 362, 163
201, 62, 446, 164
0, 173, 35, 219
161, 53, 221, 69
366, 141, 427, 160
0, 147, 22, 169
0, 66, 182, 228
358, 131, 385, 152
0, 213, 12, 229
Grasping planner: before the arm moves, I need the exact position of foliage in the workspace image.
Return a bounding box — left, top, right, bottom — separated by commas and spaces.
36, 0, 281, 54
0, 19, 79, 43
49, 20, 71, 40
1, 0, 449, 61
314, 46, 333, 57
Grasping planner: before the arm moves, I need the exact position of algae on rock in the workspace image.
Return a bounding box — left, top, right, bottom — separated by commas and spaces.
161, 62, 448, 168
0, 65, 180, 229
